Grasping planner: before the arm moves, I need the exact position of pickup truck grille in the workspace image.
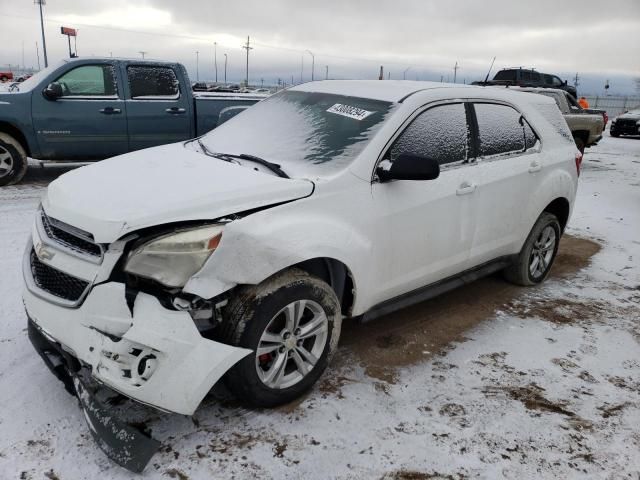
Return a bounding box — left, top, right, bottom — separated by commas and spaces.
30, 249, 90, 302
41, 212, 102, 259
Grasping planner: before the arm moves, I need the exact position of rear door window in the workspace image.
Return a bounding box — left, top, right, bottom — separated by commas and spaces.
388, 103, 469, 166
474, 103, 527, 157
531, 71, 541, 83
127, 66, 179, 99
521, 70, 532, 82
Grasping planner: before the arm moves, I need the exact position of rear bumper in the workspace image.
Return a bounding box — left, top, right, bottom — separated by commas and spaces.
23, 281, 250, 415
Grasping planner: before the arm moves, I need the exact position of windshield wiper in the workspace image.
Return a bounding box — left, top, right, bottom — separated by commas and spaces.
194, 140, 289, 179
234, 153, 289, 178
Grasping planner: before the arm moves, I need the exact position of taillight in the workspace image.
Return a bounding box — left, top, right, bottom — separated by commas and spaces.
575, 152, 583, 177
603, 112, 608, 125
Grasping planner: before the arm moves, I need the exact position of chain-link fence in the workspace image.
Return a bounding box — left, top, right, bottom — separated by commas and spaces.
584, 95, 640, 118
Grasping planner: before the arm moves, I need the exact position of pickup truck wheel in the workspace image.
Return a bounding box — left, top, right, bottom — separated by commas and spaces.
221, 269, 341, 408
503, 212, 561, 286
0, 133, 28, 186
610, 131, 620, 138
573, 136, 586, 154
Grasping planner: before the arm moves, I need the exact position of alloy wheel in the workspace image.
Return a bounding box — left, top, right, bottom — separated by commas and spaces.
255, 299, 329, 389
0, 146, 13, 178
529, 225, 556, 279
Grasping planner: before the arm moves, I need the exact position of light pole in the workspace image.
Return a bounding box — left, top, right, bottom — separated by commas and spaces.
224, 53, 228, 84
403, 67, 411, 80
195, 51, 199, 82
139, 51, 147, 59
306, 50, 315, 81
214, 42, 218, 83
35, 0, 48, 68
325, 65, 328, 80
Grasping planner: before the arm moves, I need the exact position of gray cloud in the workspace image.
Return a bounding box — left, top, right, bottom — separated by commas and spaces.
1, 0, 638, 93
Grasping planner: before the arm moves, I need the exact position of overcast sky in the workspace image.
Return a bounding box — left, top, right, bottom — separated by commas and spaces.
1, 0, 639, 93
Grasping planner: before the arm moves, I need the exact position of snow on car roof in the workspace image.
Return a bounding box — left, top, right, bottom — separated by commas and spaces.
290, 80, 556, 105
290, 80, 472, 102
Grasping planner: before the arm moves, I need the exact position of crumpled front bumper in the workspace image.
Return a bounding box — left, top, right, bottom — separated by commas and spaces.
23, 281, 251, 416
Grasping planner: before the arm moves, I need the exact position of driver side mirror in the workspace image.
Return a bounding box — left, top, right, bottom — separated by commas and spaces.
43, 82, 63, 101
377, 153, 440, 182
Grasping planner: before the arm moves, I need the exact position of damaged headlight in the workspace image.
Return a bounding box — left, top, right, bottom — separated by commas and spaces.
124, 225, 224, 288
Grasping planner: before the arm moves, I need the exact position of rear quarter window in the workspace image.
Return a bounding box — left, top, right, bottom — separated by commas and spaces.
494, 70, 516, 81
534, 103, 574, 143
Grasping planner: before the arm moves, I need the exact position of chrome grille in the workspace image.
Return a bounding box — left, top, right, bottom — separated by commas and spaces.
41, 212, 102, 258
30, 249, 90, 301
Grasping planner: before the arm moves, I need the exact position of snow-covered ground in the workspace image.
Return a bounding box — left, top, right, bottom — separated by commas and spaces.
0, 134, 638, 479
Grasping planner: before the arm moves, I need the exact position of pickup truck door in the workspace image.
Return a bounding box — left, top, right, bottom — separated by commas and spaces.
122, 63, 193, 151
466, 102, 542, 265
371, 102, 477, 303
31, 62, 129, 159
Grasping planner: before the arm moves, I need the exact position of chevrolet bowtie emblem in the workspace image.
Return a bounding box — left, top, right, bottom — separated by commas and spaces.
35, 241, 55, 261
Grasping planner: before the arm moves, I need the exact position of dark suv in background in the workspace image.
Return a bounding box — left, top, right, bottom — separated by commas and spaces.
474, 68, 577, 98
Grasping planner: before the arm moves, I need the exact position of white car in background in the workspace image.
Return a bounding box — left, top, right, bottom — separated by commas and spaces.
23, 80, 580, 470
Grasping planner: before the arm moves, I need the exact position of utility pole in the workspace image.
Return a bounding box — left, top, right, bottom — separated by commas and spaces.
214, 42, 218, 83
387, 71, 390, 80
305, 50, 315, 81
300, 56, 303, 83
325, 65, 328, 80
224, 53, 227, 84
453, 61, 459, 83
139, 51, 147, 59
242, 36, 252, 87
261, 78, 264, 87
573, 72, 580, 89
35, 0, 48, 68
195, 51, 199, 81
403, 67, 410, 80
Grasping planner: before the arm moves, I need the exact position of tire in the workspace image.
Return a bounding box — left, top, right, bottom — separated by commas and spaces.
0, 133, 28, 186
503, 212, 561, 286
221, 268, 342, 408
573, 136, 586, 154
0, 76, 7, 82
610, 131, 620, 138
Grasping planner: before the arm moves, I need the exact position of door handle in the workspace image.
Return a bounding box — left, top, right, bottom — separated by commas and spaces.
165, 107, 186, 114
528, 161, 542, 173
99, 107, 121, 114
456, 181, 476, 196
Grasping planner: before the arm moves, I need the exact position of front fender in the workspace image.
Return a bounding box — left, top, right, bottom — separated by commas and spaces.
183, 200, 371, 309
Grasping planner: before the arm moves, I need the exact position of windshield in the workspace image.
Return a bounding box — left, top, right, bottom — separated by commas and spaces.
8, 61, 66, 92
200, 90, 395, 177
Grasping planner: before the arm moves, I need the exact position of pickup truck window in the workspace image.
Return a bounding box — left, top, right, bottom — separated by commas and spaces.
388, 103, 468, 166
494, 70, 516, 81
55, 65, 118, 97
127, 66, 179, 99
474, 103, 526, 157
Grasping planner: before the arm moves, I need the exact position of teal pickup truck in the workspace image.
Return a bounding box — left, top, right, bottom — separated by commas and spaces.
0, 57, 265, 186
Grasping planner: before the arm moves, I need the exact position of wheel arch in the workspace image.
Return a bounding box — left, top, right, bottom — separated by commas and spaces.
0, 121, 31, 157
288, 257, 355, 317
543, 197, 570, 232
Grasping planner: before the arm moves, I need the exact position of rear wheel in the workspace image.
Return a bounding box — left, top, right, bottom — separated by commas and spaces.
221, 269, 341, 408
573, 136, 586, 154
610, 131, 620, 138
0, 133, 28, 186
504, 212, 561, 286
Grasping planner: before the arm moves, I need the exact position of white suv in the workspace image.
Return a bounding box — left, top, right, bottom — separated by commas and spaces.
24, 80, 579, 439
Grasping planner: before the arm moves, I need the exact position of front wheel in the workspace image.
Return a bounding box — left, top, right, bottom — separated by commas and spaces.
0, 133, 28, 186
221, 269, 341, 408
503, 212, 561, 286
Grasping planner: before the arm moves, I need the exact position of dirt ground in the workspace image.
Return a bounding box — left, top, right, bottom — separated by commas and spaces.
337, 235, 602, 386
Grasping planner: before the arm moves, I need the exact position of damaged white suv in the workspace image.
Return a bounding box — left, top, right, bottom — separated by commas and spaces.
24, 80, 579, 468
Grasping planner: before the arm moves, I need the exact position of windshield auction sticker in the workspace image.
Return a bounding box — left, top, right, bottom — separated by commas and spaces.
327, 103, 375, 121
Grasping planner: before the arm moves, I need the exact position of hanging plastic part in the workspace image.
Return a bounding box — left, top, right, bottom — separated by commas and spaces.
73, 376, 161, 473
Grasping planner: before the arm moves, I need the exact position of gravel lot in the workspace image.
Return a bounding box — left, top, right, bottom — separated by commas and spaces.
1, 134, 639, 479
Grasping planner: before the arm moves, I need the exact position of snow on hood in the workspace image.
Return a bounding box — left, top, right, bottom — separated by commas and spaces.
43, 143, 314, 243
